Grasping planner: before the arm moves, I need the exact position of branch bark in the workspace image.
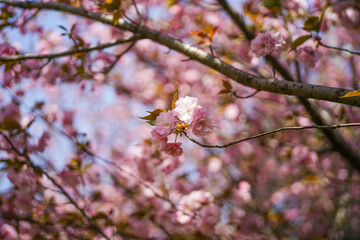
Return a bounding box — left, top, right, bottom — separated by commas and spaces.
1, 0, 360, 107
0, 35, 141, 62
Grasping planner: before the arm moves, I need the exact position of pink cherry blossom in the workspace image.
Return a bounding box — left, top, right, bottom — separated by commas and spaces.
154, 110, 178, 136
233, 181, 252, 203
198, 205, 221, 236
151, 129, 168, 150
297, 46, 322, 68
0, 224, 17, 240
250, 31, 285, 57
173, 96, 199, 124
0, 43, 16, 57
60, 169, 81, 188
191, 107, 215, 136
334, 1, 360, 28
163, 142, 183, 157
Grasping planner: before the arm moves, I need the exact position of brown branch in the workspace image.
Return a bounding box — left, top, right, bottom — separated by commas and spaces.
1, 0, 360, 107
319, 42, 360, 56
184, 123, 360, 148
0, 35, 141, 62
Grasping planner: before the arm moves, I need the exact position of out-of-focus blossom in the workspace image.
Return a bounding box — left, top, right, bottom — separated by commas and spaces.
7, 168, 37, 211
250, 31, 285, 57
191, 107, 215, 136
179, 190, 214, 211
0, 43, 16, 57
233, 181, 251, 203
297, 46, 322, 68
334, 1, 360, 28
154, 110, 178, 136
198, 205, 221, 236
163, 142, 183, 157
60, 169, 81, 188
174, 96, 200, 124
0, 224, 17, 240
283, 0, 308, 14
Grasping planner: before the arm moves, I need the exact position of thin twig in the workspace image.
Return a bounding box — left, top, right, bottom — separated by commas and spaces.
233, 90, 260, 99
0, 131, 111, 240
0, 35, 142, 62
102, 40, 137, 74
131, 0, 143, 24
319, 42, 360, 56
184, 123, 360, 148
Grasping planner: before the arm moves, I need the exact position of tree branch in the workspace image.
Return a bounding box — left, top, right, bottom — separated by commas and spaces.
1, 0, 360, 107
0, 35, 141, 62
183, 123, 360, 148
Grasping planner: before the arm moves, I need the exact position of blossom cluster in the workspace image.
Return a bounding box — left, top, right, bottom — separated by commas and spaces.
151, 96, 215, 157
250, 31, 286, 57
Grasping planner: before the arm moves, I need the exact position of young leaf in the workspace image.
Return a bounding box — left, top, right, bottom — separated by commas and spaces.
289, 35, 312, 52
339, 89, 360, 98
218, 80, 233, 94
139, 109, 167, 125
171, 84, 179, 110
304, 16, 319, 32
190, 26, 218, 45
113, 10, 123, 25
99, 0, 122, 12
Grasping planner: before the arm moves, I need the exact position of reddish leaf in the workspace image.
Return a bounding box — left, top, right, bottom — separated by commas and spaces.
171, 84, 179, 110
139, 108, 167, 125
339, 89, 360, 98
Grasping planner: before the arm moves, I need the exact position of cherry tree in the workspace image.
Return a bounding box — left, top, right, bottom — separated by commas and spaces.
0, 0, 360, 239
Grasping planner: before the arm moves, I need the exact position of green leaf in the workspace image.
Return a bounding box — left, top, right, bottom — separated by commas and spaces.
339, 89, 360, 98
262, 0, 282, 9
289, 35, 312, 51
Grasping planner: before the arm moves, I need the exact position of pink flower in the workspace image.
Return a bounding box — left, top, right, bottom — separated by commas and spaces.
154, 110, 178, 136
179, 190, 214, 211
174, 96, 200, 124
334, 1, 360, 28
250, 31, 285, 57
191, 107, 215, 136
198, 205, 221, 236
233, 181, 251, 203
163, 142, 183, 157
0, 43, 16, 57
297, 46, 322, 68
151, 129, 168, 150
0, 224, 17, 240
60, 169, 81, 188
283, 0, 308, 13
